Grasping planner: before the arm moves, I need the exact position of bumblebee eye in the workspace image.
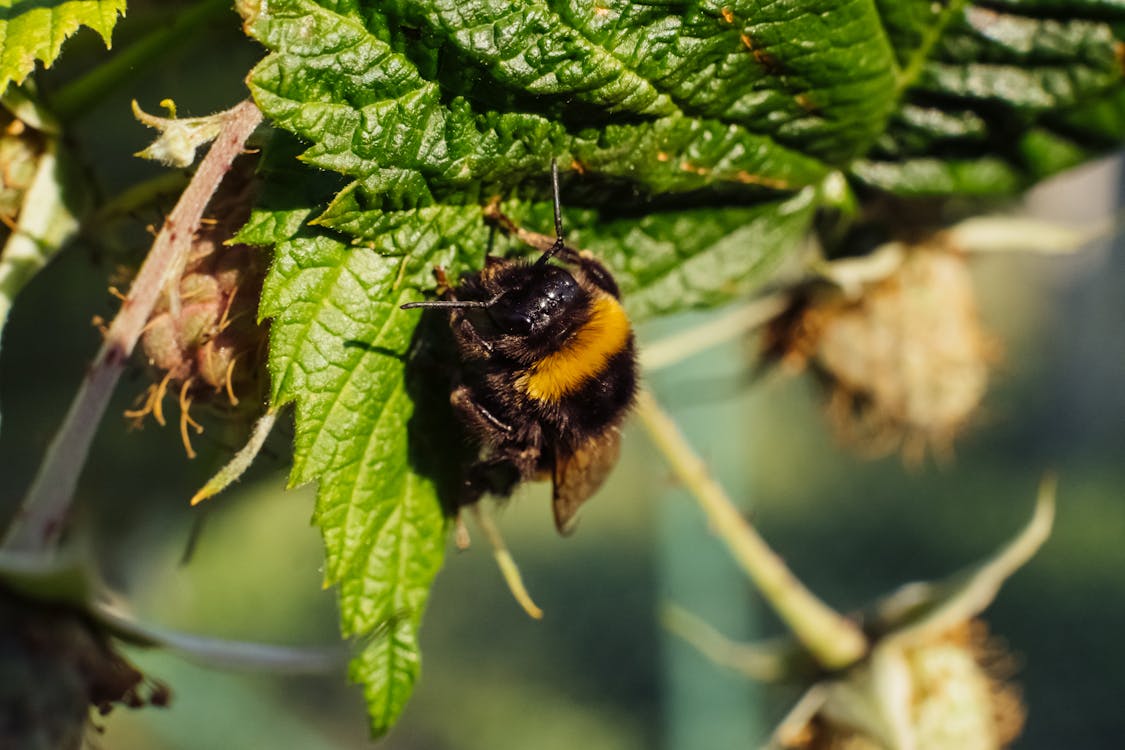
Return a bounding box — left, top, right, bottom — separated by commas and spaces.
487, 267, 583, 335
540, 267, 579, 302
488, 301, 534, 334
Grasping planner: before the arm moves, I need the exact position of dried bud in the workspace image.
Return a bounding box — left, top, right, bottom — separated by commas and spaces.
132, 99, 226, 168
0, 588, 169, 750
792, 621, 1023, 750
669, 479, 1053, 750
0, 113, 45, 221
765, 242, 994, 463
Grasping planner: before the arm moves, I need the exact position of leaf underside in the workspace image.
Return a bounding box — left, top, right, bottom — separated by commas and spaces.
241, 0, 1125, 735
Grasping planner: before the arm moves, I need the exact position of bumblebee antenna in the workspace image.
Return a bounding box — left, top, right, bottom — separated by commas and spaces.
535, 158, 566, 268
401, 293, 503, 310
551, 158, 564, 241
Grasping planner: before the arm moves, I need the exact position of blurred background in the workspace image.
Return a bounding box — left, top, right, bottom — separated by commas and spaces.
1, 2, 1123, 748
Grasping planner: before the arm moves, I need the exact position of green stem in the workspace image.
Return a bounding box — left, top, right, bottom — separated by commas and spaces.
661, 604, 800, 682
635, 389, 869, 670
86, 171, 191, 230
51, 0, 235, 122
640, 294, 789, 373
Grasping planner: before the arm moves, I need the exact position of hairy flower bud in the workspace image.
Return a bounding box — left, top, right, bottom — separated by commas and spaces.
764, 242, 993, 463
791, 621, 1023, 750
126, 160, 267, 457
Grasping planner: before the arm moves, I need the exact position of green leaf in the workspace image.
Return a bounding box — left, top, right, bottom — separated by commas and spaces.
249, 135, 469, 733
0, 0, 125, 92
239, 0, 1125, 736
258, 222, 449, 736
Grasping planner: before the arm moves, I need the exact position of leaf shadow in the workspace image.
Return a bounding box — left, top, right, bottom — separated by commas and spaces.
341, 340, 407, 360
400, 310, 475, 518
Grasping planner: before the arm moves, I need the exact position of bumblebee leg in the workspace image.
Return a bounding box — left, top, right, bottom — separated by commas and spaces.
453, 512, 472, 549
451, 385, 513, 436
482, 199, 556, 254
463, 442, 542, 500
450, 315, 494, 357
433, 266, 453, 296
463, 456, 522, 503
429, 268, 495, 357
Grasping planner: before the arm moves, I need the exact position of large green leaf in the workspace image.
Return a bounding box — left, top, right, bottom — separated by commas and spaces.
238, 0, 1125, 736
239, 136, 478, 736
0, 0, 125, 92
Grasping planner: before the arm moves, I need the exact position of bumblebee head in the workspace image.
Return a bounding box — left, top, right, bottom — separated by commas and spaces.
401, 257, 594, 362
400, 159, 599, 348
486, 263, 584, 336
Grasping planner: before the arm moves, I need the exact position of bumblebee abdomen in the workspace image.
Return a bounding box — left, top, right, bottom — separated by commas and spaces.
517, 294, 632, 404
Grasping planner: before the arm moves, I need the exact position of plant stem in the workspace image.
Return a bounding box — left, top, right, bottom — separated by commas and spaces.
51, 0, 235, 122
640, 293, 789, 372
661, 604, 796, 682
0, 100, 263, 555
86, 171, 192, 231
635, 388, 869, 670
469, 505, 544, 620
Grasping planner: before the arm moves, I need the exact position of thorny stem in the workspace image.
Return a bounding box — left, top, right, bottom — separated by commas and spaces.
92, 597, 344, 673
635, 388, 869, 670
0, 100, 263, 555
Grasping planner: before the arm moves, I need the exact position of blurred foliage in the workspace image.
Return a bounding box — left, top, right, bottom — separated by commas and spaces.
0, 0, 1123, 747
239, 0, 1125, 731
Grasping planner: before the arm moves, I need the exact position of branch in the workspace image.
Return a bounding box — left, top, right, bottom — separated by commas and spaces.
635, 388, 869, 670
1, 100, 263, 554
639, 294, 789, 372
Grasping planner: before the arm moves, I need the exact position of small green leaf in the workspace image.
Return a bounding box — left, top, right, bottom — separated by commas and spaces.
0, 0, 125, 92
849, 157, 1023, 197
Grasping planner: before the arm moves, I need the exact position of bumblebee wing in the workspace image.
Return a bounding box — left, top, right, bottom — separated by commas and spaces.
552, 426, 622, 534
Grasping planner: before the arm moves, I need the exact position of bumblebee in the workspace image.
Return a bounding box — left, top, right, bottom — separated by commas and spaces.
402, 161, 636, 532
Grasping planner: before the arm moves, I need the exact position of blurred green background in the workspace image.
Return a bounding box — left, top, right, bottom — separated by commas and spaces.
1, 3, 1123, 748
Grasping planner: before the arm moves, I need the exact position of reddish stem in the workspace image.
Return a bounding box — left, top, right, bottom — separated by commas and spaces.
1, 100, 263, 554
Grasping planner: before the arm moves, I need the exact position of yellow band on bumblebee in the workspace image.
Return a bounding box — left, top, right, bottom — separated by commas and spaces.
520, 294, 631, 402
